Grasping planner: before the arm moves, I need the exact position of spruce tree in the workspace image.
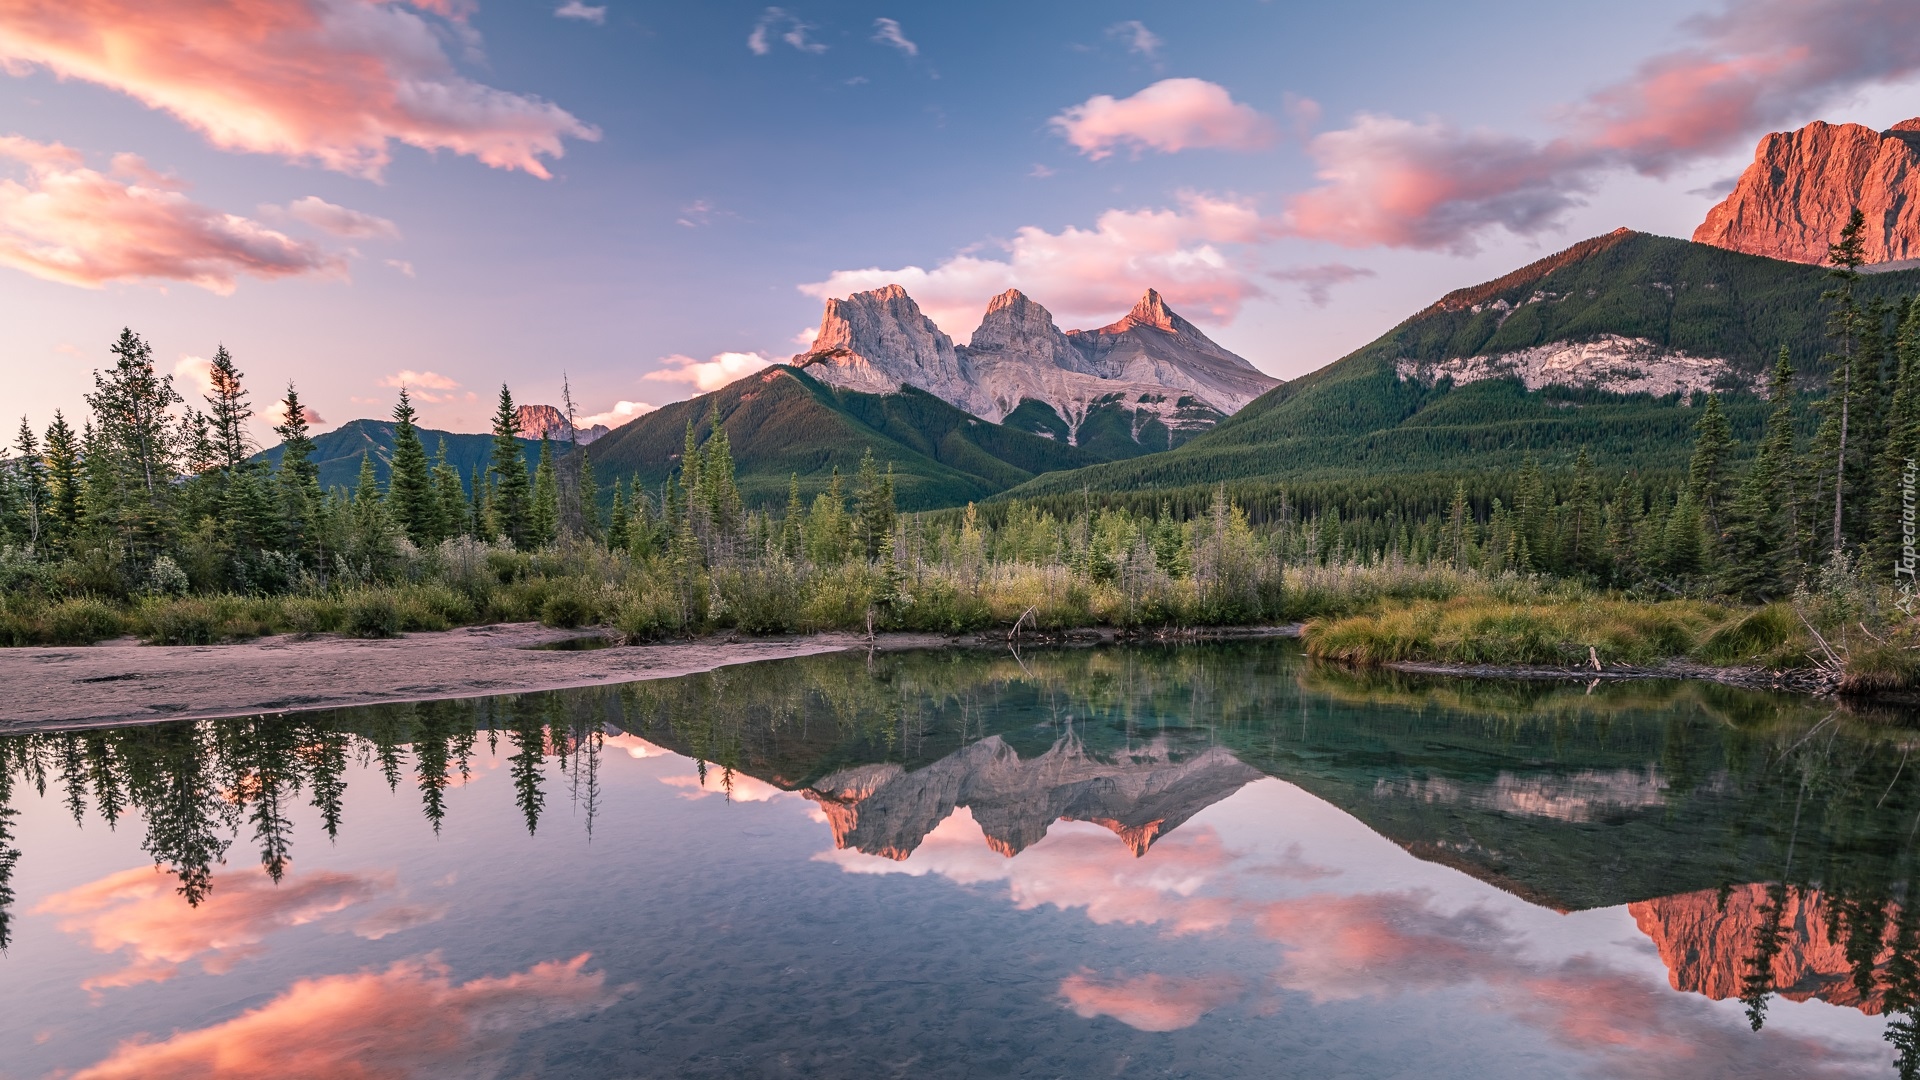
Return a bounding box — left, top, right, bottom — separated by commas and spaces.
852, 449, 896, 562
386, 389, 436, 546
1720, 350, 1800, 599
204, 344, 253, 472
12, 417, 47, 553
607, 479, 630, 551
42, 411, 80, 553
430, 439, 467, 542
531, 437, 559, 547
1565, 447, 1601, 575
1687, 394, 1735, 535
86, 328, 182, 560
487, 385, 533, 549
782, 473, 805, 560
273, 383, 324, 563
347, 452, 395, 574
1873, 299, 1920, 575
1818, 208, 1868, 555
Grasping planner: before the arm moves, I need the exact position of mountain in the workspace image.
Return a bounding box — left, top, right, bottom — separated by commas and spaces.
1695, 118, 1920, 266
515, 404, 609, 446
791, 285, 1277, 456
804, 734, 1262, 861
253, 419, 537, 494
579, 364, 1115, 510
1630, 885, 1890, 1014
1002, 229, 1920, 497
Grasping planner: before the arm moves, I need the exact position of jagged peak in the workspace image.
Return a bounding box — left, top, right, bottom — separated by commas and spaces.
984, 287, 1033, 315
1127, 288, 1177, 332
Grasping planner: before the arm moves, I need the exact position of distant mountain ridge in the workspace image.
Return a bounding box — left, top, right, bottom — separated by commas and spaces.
1695, 117, 1920, 266
792, 285, 1277, 455
253, 419, 537, 495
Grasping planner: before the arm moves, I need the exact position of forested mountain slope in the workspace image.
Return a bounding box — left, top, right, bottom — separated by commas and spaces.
253, 419, 537, 494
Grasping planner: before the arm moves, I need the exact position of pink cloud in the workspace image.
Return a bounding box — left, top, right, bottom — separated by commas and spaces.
1051, 78, 1275, 160
34, 864, 421, 992
1059, 971, 1243, 1032
643, 351, 773, 393
172, 354, 216, 395
574, 400, 656, 429
661, 767, 793, 803
65, 954, 617, 1080
801, 191, 1272, 337
1287, 0, 1920, 252
1266, 262, 1375, 306
0, 0, 599, 180
280, 196, 399, 240
0, 137, 343, 292
379, 369, 459, 390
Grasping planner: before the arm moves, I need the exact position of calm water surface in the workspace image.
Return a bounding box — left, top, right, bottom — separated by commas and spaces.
2, 641, 1917, 1078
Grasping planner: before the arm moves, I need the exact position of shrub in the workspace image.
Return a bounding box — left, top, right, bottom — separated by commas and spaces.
280, 596, 341, 637
1695, 604, 1797, 665
45, 597, 126, 645
614, 585, 682, 642
716, 565, 803, 635
539, 586, 595, 629
140, 597, 227, 645
343, 590, 402, 638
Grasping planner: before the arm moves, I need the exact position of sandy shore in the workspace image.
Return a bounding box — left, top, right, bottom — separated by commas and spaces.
0, 624, 952, 733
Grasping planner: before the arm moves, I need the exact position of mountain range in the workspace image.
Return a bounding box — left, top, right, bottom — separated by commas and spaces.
1695, 117, 1920, 267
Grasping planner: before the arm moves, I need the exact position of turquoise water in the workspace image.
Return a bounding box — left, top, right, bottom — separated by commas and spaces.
0, 641, 1913, 1078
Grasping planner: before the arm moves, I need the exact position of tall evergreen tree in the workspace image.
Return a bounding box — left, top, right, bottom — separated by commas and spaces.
852, 449, 897, 562
273, 384, 325, 564
386, 389, 436, 546
430, 439, 467, 542
204, 345, 253, 472
42, 411, 80, 552
1818, 207, 1868, 555
1874, 298, 1920, 574
1565, 447, 1601, 575
1687, 394, 1735, 535
12, 417, 48, 552
531, 437, 559, 547
487, 385, 533, 549
1720, 349, 1799, 600
85, 328, 182, 562
607, 478, 630, 551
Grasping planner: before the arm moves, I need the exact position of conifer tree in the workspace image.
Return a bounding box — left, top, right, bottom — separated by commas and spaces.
386, 389, 436, 546
1565, 447, 1601, 575
273, 384, 325, 563
1818, 207, 1868, 555
1605, 474, 1640, 583
531, 437, 559, 547
12, 417, 47, 552
204, 345, 253, 472
575, 449, 600, 541
782, 473, 805, 560
852, 449, 897, 562
807, 467, 848, 566
1439, 481, 1471, 572
430, 439, 467, 543
86, 328, 182, 561
1719, 349, 1799, 599
1873, 299, 1920, 574
347, 452, 394, 572
607, 479, 630, 551
42, 411, 80, 552
488, 385, 533, 549
1687, 394, 1735, 535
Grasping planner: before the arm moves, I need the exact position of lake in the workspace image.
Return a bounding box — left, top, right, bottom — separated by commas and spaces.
1, 640, 1914, 1078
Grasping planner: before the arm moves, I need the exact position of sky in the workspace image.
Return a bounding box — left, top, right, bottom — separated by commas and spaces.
4, 0, 1920, 441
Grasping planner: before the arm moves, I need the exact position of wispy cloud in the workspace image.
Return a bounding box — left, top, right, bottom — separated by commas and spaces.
0, 137, 342, 294
1051, 78, 1275, 160
1105, 20, 1162, 60
276, 195, 399, 240
554, 0, 606, 24
748, 7, 825, 56
1267, 262, 1377, 306
377, 369, 460, 402
0, 0, 600, 180
872, 18, 917, 57
675, 198, 740, 228
383, 257, 415, 277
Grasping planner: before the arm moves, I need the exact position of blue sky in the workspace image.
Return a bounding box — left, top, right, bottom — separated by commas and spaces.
2, 0, 1918, 437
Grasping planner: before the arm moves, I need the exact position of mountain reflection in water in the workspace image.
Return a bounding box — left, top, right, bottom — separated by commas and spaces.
2, 641, 1919, 1077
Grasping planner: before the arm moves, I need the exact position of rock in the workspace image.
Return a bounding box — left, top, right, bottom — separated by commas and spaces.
791, 284, 986, 414
514, 404, 610, 445
1694, 118, 1920, 265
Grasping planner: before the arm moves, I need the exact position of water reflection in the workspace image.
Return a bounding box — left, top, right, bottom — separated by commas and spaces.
2, 641, 1920, 1077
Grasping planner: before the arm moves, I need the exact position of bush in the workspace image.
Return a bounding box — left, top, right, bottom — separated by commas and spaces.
716, 565, 803, 635
140, 597, 229, 645
280, 596, 342, 636
614, 585, 682, 642
343, 590, 402, 638
45, 597, 126, 645
539, 586, 595, 629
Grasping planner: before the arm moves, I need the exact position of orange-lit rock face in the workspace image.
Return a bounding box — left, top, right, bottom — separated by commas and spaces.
1694, 119, 1920, 265
1629, 885, 1893, 1013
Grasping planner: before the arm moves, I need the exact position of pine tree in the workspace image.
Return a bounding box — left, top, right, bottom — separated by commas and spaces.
85, 328, 182, 562
1440, 480, 1471, 572
1565, 447, 1601, 575
531, 437, 559, 547
13, 417, 48, 552
575, 448, 600, 542
1605, 474, 1640, 584
1720, 349, 1799, 600
386, 389, 436, 546
782, 473, 805, 560
430, 440, 467, 542
42, 411, 81, 552
204, 344, 253, 472
806, 467, 848, 566
1687, 394, 1735, 535
852, 449, 896, 562
607, 479, 630, 551
1819, 207, 1868, 555
488, 385, 533, 549
273, 383, 325, 564
1873, 299, 1920, 575
347, 452, 395, 573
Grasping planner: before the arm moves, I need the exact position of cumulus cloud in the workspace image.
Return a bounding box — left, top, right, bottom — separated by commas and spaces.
748, 7, 825, 56
1105, 20, 1162, 60
643, 351, 774, 393
0, 137, 342, 293
1287, 0, 1920, 252
800, 191, 1273, 337
554, 0, 606, 24
574, 399, 656, 429
871, 17, 916, 57
172, 354, 215, 396
1051, 78, 1275, 160
279, 195, 400, 240
1267, 262, 1376, 306
0, 0, 599, 180
65, 954, 617, 1080
379, 369, 459, 390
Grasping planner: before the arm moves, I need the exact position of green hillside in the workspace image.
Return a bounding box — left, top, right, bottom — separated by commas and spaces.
1003, 230, 1920, 498
583, 365, 1116, 510
254, 419, 537, 495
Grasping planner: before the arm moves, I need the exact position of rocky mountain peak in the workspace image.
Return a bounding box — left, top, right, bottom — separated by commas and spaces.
514, 404, 609, 445
1694, 118, 1920, 265
793, 284, 982, 411
1118, 288, 1178, 333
